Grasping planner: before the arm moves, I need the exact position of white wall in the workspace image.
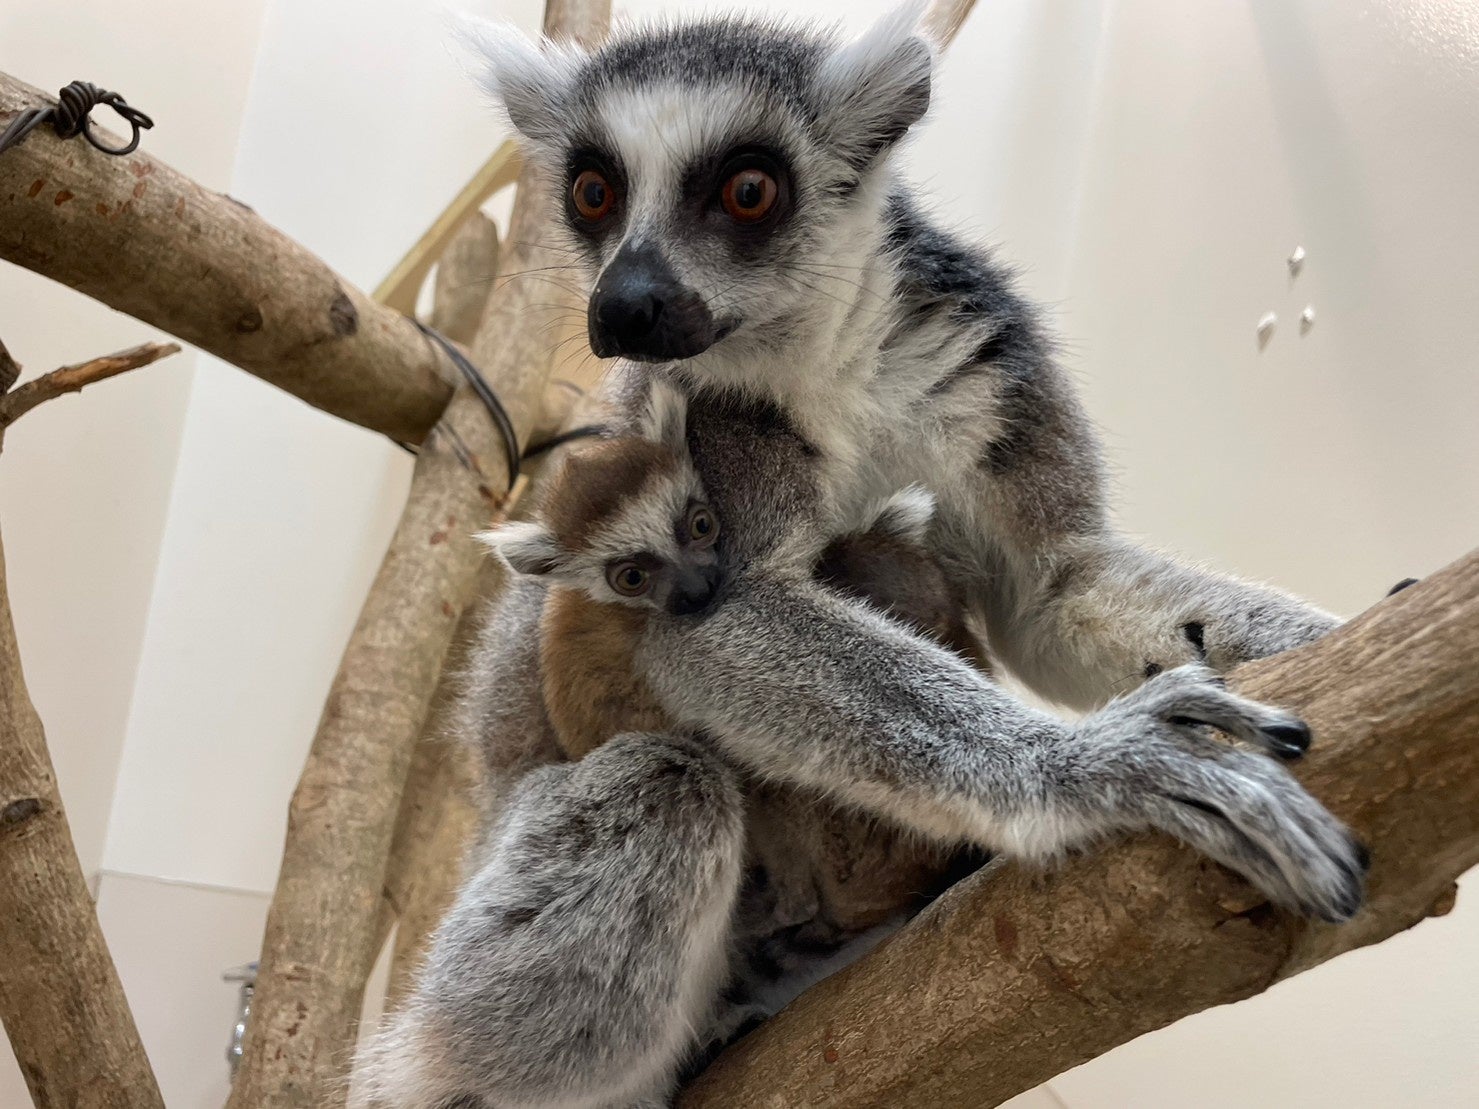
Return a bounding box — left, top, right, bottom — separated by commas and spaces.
2, 0, 1476, 1105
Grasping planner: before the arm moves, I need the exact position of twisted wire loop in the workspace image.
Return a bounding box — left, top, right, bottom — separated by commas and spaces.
0, 80, 153, 157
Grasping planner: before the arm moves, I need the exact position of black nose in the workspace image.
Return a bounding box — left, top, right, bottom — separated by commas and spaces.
589, 244, 720, 362
668, 566, 720, 616
595, 285, 664, 350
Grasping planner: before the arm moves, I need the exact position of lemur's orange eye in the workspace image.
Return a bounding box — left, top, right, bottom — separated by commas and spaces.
607, 561, 650, 596
686, 505, 719, 547
572, 170, 615, 222
721, 168, 778, 222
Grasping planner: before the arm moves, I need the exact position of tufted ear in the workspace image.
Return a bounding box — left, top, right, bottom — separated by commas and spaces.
637, 380, 689, 457
453, 15, 586, 145
478, 521, 567, 577
814, 2, 935, 169
861, 484, 936, 544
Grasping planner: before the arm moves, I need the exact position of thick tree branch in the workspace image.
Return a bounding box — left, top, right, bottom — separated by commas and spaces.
0, 72, 455, 445
0, 341, 180, 434
0, 529, 163, 1108
228, 4, 611, 1106
682, 549, 1479, 1108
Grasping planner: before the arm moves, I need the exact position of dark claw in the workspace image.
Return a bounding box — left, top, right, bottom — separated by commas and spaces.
1352, 838, 1373, 875
1182, 621, 1207, 656
1387, 577, 1419, 597
1262, 721, 1312, 759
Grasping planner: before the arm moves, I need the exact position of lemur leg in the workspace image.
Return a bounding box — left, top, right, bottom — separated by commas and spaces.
945, 363, 1339, 712
642, 575, 1365, 923
352, 733, 745, 1109
980, 533, 1340, 712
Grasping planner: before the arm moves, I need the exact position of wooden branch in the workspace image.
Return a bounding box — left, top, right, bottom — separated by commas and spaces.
429, 212, 502, 347
922, 0, 980, 47
377, 144, 519, 317
0, 528, 163, 1108
379, 558, 503, 1007
229, 4, 611, 1105
0, 341, 180, 434
683, 549, 1479, 1108
0, 72, 455, 445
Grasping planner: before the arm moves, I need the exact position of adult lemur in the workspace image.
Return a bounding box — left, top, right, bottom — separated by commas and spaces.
354, 7, 1367, 1107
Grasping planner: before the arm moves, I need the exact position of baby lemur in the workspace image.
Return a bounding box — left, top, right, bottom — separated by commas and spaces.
487, 389, 985, 762
485, 386, 986, 940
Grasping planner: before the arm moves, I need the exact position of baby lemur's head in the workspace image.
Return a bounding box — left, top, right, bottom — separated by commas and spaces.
483, 387, 722, 616
459, 5, 935, 369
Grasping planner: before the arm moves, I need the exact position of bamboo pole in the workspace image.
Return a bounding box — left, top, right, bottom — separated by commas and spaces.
227, 4, 611, 1105
682, 550, 1479, 1108
0, 529, 164, 1109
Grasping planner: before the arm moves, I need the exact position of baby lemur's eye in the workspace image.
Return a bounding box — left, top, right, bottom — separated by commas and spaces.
606, 561, 650, 596
721, 168, 778, 223
571, 169, 616, 223
685, 504, 719, 548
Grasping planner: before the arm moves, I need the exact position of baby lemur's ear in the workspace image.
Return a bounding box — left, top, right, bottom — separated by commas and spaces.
815, 2, 935, 169
637, 381, 689, 457
478, 521, 566, 577
861, 485, 936, 544
454, 15, 586, 145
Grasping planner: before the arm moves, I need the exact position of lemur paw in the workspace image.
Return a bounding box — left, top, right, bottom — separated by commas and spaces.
1083, 665, 1367, 922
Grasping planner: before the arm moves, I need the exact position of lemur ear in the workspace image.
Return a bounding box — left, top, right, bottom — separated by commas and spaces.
478, 521, 566, 577
454, 15, 585, 145
815, 3, 935, 169
863, 484, 937, 544
638, 381, 689, 457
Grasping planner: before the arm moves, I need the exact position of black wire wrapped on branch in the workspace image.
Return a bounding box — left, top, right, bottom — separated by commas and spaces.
0, 80, 153, 158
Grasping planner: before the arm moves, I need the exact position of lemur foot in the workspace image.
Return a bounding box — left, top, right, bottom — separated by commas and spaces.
1079, 665, 1368, 923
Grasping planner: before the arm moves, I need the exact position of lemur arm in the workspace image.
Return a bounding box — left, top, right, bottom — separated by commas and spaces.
640, 571, 1364, 922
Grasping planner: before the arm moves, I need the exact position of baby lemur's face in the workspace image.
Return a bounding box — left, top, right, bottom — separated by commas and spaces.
483, 389, 724, 617
461, 8, 934, 370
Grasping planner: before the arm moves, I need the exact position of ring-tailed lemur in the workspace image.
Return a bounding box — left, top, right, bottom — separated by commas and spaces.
354, 7, 1367, 1106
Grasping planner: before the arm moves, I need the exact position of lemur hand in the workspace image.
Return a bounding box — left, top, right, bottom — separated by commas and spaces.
1075, 664, 1367, 922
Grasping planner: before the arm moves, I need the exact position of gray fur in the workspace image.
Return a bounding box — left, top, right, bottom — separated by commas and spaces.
359, 9, 1361, 1106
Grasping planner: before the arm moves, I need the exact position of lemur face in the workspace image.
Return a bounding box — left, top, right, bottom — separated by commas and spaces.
462, 7, 934, 365
482, 385, 724, 617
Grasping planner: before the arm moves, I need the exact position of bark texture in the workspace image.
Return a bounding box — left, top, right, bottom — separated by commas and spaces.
0, 72, 454, 445
0, 531, 163, 1109
430, 213, 502, 347
683, 549, 1479, 1108
227, 4, 611, 1106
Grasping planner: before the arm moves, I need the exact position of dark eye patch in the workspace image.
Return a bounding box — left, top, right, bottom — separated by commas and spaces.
564, 144, 629, 249
607, 551, 664, 575
679, 143, 795, 244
